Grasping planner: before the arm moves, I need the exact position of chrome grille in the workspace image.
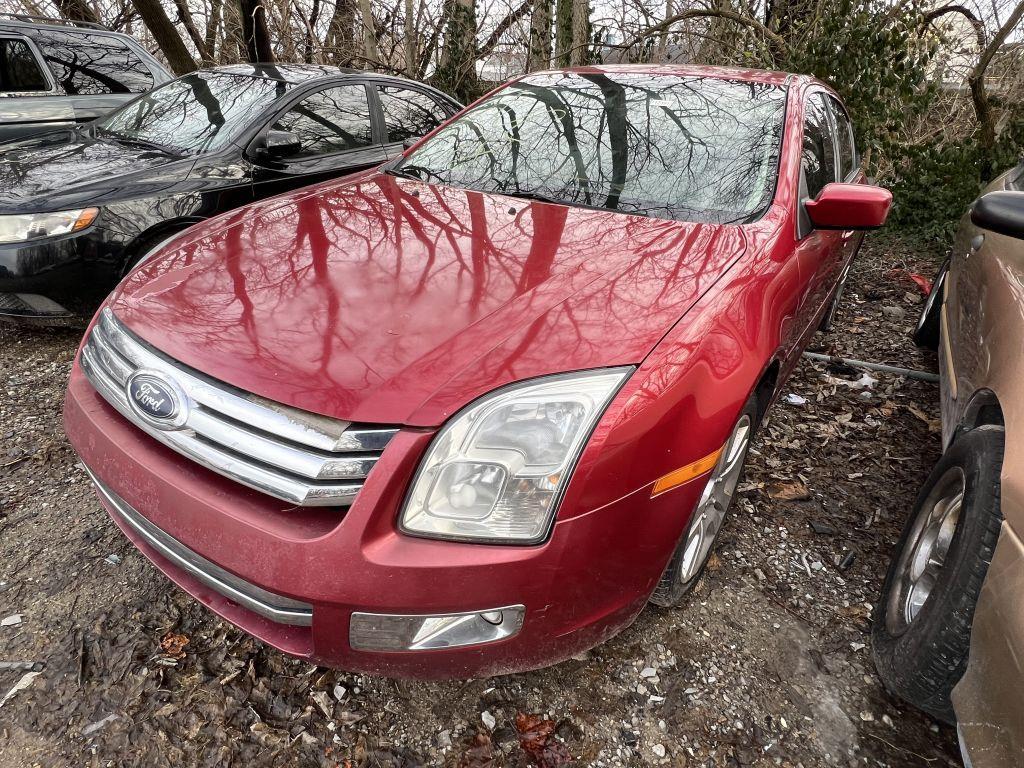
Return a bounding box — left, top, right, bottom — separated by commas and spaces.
80, 308, 398, 507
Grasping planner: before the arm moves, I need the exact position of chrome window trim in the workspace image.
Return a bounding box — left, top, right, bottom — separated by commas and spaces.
80, 308, 398, 506
86, 467, 313, 626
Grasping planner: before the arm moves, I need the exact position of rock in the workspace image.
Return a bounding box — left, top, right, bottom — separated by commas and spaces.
104, 553, 122, 566
436, 729, 452, 748
481, 710, 496, 730
1, 614, 22, 627
652, 743, 667, 758
881, 304, 906, 319
640, 667, 657, 679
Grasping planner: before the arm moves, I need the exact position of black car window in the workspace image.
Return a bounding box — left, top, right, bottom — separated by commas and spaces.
802, 93, 837, 199
29, 29, 153, 95
397, 72, 786, 224
272, 84, 373, 156
379, 86, 448, 143
828, 95, 857, 179
0, 38, 49, 92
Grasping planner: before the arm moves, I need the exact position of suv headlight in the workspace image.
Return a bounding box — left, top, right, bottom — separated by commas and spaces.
0, 208, 99, 245
400, 368, 632, 544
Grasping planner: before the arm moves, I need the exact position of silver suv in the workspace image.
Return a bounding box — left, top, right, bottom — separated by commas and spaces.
0, 15, 170, 141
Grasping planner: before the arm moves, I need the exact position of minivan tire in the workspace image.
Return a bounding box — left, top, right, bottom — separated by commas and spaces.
871, 426, 1004, 723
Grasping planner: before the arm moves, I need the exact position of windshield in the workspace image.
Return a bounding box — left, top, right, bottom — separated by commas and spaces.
96, 71, 291, 155
397, 72, 787, 223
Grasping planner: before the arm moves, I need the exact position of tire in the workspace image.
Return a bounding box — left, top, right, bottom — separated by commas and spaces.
121, 228, 191, 277
650, 396, 758, 607
913, 259, 948, 350
871, 426, 1004, 723
819, 259, 853, 333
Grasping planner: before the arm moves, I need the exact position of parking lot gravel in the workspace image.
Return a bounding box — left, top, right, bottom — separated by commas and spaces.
0, 236, 962, 768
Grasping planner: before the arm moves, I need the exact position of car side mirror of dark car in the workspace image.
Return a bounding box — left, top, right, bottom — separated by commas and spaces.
805, 183, 893, 230
259, 130, 302, 160
971, 191, 1024, 240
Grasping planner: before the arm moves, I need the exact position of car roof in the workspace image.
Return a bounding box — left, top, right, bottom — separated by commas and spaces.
207, 64, 365, 84
528, 63, 802, 88
0, 16, 132, 39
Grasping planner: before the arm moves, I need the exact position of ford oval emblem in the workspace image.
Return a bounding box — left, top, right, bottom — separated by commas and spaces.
126, 371, 185, 427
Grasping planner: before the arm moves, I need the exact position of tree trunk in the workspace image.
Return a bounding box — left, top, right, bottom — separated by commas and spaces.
358, 0, 379, 65
404, 0, 415, 75
325, 0, 356, 63
221, 0, 245, 62
238, 0, 274, 62
527, 0, 551, 70
131, 0, 196, 74
554, 0, 572, 66
173, 0, 214, 62
54, 0, 101, 25
436, 0, 478, 102
205, 0, 223, 58
570, 0, 589, 64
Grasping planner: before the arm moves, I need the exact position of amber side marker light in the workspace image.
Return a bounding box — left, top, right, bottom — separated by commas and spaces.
651, 448, 723, 497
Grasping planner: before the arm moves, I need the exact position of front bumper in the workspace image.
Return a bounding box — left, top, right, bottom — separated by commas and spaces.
64, 364, 692, 679
0, 229, 120, 320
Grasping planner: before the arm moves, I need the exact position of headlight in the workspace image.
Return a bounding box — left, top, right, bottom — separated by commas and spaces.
0, 208, 98, 245
400, 367, 632, 544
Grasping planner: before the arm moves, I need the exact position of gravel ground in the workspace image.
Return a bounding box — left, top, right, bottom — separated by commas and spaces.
0, 236, 961, 768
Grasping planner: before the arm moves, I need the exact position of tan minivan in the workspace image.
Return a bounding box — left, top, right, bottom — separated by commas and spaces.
873, 161, 1024, 767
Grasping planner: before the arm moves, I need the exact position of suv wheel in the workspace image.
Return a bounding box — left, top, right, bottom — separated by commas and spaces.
871, 426, 1004, 722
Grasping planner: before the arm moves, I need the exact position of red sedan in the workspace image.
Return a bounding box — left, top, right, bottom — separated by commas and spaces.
63, 65, 891, 678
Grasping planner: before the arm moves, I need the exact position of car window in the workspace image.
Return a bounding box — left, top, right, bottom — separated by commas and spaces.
802, 93, 837, 199
29, 29, 153, 95
0, 38, 49, 92
272, 84, 374, 157
397, 72, 786, 224
97, 71, 289, 154
828, 95, 856, 179
378, 86, 448, 143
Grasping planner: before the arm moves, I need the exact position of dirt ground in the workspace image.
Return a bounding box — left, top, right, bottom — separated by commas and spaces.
0, 237, 962, 768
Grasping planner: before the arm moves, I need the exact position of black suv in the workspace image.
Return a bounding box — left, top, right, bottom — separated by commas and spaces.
0, 15, 170, 141
0, 64, 461, 321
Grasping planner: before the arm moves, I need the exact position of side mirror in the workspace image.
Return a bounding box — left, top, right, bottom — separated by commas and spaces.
805, 183, 892, 230
971, 191, 1024, 240
259, 130, 301, 160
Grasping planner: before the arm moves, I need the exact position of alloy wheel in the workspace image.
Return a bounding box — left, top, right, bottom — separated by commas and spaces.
886, 466, 965, 636
677, 414, 753, 584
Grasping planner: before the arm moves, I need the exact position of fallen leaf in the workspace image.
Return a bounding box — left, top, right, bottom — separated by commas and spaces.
459, 732, 496, 768
516, 713, 572, 767
159, 632, 190, 658
906, 404, 941, 433
767, 480, 811, 501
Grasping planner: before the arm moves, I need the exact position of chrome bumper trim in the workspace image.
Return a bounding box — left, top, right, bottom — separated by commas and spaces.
86, 468, 314, 627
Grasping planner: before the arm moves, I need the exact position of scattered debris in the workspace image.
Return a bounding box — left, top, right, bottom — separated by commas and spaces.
0, 671, 41, 709
158, 631, 189, 658
1, 613, 22, 627
82, 714, 119, 737
784, 393, 807, 405
767, 480, 811, 501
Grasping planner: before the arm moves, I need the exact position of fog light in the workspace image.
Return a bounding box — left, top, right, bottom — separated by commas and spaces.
349, 605, 525, 651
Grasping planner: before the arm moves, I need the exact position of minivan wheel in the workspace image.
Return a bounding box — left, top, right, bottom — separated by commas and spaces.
650, 397, 757, 607
913, 259, 948, 350
871, 426, 1004, 723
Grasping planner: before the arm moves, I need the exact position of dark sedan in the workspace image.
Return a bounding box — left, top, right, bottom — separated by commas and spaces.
0, 64, 461, 321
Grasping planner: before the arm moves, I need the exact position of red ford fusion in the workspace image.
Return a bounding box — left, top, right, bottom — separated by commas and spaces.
63, 65, 891, 678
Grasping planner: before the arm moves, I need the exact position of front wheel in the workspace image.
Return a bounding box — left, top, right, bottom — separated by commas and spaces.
913, 259, 948, 350
871, 426, 1004, 723
650, 397, 757, 607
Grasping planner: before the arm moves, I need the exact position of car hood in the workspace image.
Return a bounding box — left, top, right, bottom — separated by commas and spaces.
109, 174, 748, 426
0, 130, 194, 213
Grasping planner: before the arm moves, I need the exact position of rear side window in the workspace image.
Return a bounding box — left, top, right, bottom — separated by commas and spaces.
801, 93, 837, 199
828, 96, 857, 179
29, 30, 153, 95
378, 86, 448, 142
273, 84, 374, 157
0, 38, 49, 92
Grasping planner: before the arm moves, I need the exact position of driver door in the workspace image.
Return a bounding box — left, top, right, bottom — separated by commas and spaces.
249, 82, 388, 199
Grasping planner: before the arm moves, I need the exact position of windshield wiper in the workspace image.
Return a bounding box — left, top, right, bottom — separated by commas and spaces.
97, 128, 183, 156
384, 166, 422, 181
499, 190, 566, 206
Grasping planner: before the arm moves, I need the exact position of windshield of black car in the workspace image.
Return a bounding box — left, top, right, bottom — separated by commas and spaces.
96, 72, 290, 154
396, 72, 787, 223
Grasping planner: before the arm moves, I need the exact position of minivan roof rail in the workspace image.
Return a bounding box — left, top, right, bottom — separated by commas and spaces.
0, 13, 111, 31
